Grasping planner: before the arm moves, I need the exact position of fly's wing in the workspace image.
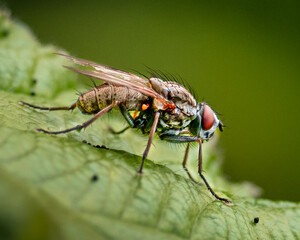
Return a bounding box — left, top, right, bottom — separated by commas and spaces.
58, 53, 175, 110
64, 66, 163, 99
56, 53, 148, 86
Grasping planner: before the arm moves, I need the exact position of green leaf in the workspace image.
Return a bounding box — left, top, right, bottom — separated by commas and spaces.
0, 10, 80, 98
0, 10, 300, 240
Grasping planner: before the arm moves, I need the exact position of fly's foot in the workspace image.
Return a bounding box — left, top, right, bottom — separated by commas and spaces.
108, 126, 117, 134
108, 126, 130, 135
35, 128, 45, 133
224, 200, 233, 206
35, 128, 55, 134
214, 195, 233, 206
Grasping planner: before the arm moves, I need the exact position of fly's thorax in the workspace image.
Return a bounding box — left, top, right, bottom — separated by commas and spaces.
149, 78, 170, 98
149, 77, 197, 116
159, 108, 195, 130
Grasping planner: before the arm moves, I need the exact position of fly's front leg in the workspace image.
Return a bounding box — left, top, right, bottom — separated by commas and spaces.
108, 105, 133, 134
19, 101, 77, 111
182, 142, 199, 184
36, 102, 118, 135
160, 134, 231, 204
196, 139, 231, 204
160, 135, 199, 183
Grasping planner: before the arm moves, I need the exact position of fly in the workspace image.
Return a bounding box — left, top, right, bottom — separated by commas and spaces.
19, 53, 231, 204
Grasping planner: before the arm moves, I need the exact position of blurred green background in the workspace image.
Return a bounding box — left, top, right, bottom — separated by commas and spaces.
3, 0, 299, 201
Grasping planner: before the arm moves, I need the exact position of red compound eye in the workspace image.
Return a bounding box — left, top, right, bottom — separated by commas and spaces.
202, 105, 215, 130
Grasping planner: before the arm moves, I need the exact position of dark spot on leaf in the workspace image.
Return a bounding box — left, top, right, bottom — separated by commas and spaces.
0, 29, 9, 37
30, 91, 35, 96
254, 217, 259, 224
91, 174, 99, 182
82, 140, 87, 144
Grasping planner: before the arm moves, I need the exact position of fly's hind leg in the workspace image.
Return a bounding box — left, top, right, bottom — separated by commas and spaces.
36, 103, 117, 135
19, 101, 77, 111
160, 134, 231, 205
108, 105, 134, 135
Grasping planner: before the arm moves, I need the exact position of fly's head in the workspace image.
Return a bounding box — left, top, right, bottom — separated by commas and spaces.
199, 103, 223, 140
190, 103, 223, 140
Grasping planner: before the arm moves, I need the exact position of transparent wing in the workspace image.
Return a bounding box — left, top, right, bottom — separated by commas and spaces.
64, 66, 163, 99
57, 53, 175, 109
56, 53, 149, 86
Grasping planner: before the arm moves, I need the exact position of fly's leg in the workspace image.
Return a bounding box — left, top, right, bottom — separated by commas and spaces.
160, 134, 198, 183
119, 105, 135, 126
108, 126, 131, 135
36, 103, 117, 135
195, 138, 231, 204
108, 105, 133, 135
138, 111, 160, 174
19, 101, 77, 111
182, 142, 199, 184
160, 134, 231, 204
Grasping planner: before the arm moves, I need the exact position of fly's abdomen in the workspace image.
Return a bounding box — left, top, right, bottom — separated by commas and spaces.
77, 84, 149, 114
77, 88, 99, 114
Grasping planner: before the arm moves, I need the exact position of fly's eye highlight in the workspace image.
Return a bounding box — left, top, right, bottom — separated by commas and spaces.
201, 105, 215, 130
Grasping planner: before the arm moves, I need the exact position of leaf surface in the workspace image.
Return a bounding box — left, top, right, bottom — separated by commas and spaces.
0, 10, 300, 240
